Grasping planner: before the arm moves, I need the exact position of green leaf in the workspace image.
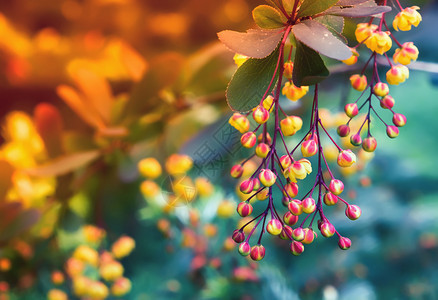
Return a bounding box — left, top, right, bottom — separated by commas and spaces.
253, 5, 287, 29
25, 150, 101, 177
218, 29, 283, 59
325, 1, 391, 17
292, 19, 351, 60
282, 0, 295, 14
226, 47, 280, 112
297, 0, 339, 18
314, 15, 344, 35
292, 41, 329, 86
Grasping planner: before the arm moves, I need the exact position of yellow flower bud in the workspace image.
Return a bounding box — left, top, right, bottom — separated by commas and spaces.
138, 157, 162, 179
355, 23, 378, 43
393, 42, 419, 65
365, 31, 392, 55
393, 6, 422, 31
386, 65, 409, 85
282, 81, 309, 101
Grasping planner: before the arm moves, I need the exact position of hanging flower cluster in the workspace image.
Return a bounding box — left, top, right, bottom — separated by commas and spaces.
222, 0, 422, 261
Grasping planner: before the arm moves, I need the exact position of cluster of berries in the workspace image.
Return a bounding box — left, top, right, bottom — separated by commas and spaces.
340, 3, 422, 150
47, 226, 134, 300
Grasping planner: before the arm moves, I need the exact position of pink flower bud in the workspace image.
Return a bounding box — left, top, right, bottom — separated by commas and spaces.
381, 95, 395, 109
392, 113, 407, 127
229, 113, 250, 133
292, 227, 305, 241
266, 219, 283, 236
279, 225, 293, 240
362, 136, 377, 152
288, 199, 303, 216
386, 65, 409, 85
238, 242, 251, 256
320, 222, 336, 238
290, 241, 304, 256
232, 230, 245, 243
373, 82, 389, 97
282, 196, 291, 207
283, 182, 299, 198
386, 125, 399, 138
329, 179, 344, 195
344, 103, 359, 118
323, 192, 338, 206
258, 132, 272, 144
237, 202, 253, 217
252, 105, 270, 124
240, 132, 257, 148
337, 124, 350, 137
301, 139, 318, 157
338, 236, 352, 250
230, 164, 244, 178
259, 169, 277, 187
350, 133, 362, 146
251, 178, 261, 191
239, 179, 254, 194
283, 211, 299, 226
345, 204, 362, 220
250, 245, 265, 261
255, 143, 270, 158
350, 74, 368, 91
302, 228, 316, 244
279, 155, 292, 169
302, 197, 316, 214
337, 149, 357, 167
283, 61, 294, 79
393, 42, 419, 65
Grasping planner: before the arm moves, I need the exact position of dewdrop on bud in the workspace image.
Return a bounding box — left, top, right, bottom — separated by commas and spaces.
381, 95, 395, 109
323, 192, 338, 206
346, 204, 362, 220
338, 236, 352, 250
283, 211, 298, 226
350, 74, 367, 91
301, 139, 318, 157
350, 133, 362, 146
229, 113, 250, 133
230, 164, 244, 178
320, 222, 336, 238
279, 155, 292, 169
288, 199, 303, 216
255, 143, 270, 158
362, 136, 377, 152
279, 225, 293, 240
337, 124, 350, 137
283, 182, 298, 198
241, 132, 256, 148
283, 61, 293, 79
262, 96, 274, 112
259, 169, 277, 187
329, 179, 344, 195
239, 179, 254, 194
266, 219, 283, 236
253, 105, 270, 124
250, 245, 265, 261
302, 228, 316, 244
237, 202, 253, 217
373, 82, 389, 97
337, 149, 356, 167
302, 197, 316, 214
344, 103, 359, 118
290, 241, 304, 256
393, 113, 407, 127
232, 230, 245, 243
292, 227, 305, 241
386, 125, 399, 138
238, 242, 251, 256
